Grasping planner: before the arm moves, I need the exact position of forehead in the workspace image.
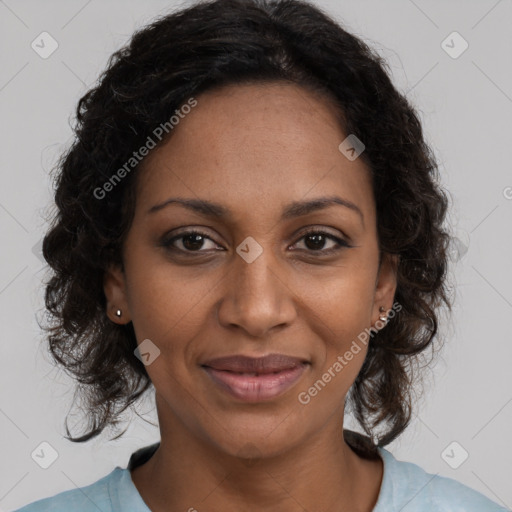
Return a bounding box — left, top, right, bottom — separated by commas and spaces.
135, 82, 375, 225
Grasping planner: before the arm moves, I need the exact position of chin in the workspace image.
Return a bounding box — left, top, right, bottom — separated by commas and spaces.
198, 411, 307, 461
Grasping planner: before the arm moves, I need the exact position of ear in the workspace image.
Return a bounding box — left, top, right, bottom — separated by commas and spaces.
372, 252, 399, 325
103, 264, 131, 324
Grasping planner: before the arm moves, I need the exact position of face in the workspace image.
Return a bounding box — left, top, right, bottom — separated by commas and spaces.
104, 82, 397, 459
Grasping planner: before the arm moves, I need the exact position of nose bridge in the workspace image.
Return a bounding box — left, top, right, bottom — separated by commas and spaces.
218, 237, 294, 335
234, 238, 282, 305
237, 246, 276, 292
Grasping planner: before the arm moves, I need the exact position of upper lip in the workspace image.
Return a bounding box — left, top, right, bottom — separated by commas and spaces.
201, 353, 309, 374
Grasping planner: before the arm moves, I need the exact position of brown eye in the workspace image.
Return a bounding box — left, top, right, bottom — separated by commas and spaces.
161, 228, 351, 257
161, 230, 222, 253
290, 229, 351, 255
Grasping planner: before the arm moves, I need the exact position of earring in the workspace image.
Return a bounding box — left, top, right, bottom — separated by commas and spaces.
379, 306, 387, 323
115, 309, 122, 318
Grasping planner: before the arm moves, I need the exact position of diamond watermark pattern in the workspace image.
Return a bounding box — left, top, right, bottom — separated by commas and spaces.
31, 237, 45, 264
441, 441, 469, 469
441, 31, 468, 59
31, 441, 59, 469
236, 442, 263, 468
134, 338, 161, 366
448, 235, 469, 263
236, 236, 263, 263
31, 32, 59, 59
338, 134, 365, 161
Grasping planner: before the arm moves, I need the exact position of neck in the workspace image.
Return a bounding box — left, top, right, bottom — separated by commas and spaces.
130, 400, 382, 512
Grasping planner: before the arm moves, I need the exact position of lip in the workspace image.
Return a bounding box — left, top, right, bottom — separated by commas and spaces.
201, 353, 309, 373
201, 353, 310, 402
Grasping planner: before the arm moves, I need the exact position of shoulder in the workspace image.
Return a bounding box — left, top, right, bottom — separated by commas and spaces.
12, 467, 122, 512
375, 447, 509, 511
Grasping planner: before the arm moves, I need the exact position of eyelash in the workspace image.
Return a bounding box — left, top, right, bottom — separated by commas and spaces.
161, 228, 351, 256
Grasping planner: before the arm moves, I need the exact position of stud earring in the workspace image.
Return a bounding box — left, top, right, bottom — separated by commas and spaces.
115, 309, 122, 318
378, 306, 387, 323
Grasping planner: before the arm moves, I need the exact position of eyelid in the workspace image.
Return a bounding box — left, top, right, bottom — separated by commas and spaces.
164, 224, 349, 242
161, 225, 352, 255
289, 227, 351, 252
293, 225, 348, 241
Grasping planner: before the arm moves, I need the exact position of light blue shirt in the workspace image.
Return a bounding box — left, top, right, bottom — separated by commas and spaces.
13, 442, 509, 511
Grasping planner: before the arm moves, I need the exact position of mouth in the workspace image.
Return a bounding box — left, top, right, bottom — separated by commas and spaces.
200, 353, 310, 402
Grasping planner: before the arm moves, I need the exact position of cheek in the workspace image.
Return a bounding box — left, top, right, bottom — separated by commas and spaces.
307, 269, 375, 337
300, 270, 376, 387
124, 246, 213, 336
299, 286, 372, 409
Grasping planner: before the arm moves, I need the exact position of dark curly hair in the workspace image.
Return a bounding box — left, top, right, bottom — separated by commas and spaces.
40, 0, 454, 447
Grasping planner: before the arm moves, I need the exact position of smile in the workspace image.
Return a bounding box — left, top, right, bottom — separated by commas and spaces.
201, 364, 309, 402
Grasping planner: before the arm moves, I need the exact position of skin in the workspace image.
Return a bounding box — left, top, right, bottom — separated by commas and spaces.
104, 82, 398, 512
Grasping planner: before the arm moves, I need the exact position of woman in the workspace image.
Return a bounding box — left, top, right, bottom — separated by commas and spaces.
15, 0, 507, 510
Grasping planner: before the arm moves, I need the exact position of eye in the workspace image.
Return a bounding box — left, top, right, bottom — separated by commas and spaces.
161, 227, 351, 256
161, 229, 222, 253
290, 228, 351, 255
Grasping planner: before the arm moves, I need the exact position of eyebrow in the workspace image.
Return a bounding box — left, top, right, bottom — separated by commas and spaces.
147, 195, 364, 225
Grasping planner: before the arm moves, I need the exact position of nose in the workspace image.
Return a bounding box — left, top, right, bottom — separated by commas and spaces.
216, 246, 297, 338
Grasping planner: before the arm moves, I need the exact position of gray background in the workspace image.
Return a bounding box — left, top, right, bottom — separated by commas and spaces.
1, 0, 511, 510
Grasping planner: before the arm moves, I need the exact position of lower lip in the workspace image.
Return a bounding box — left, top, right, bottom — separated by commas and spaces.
202, 364, 309, 402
